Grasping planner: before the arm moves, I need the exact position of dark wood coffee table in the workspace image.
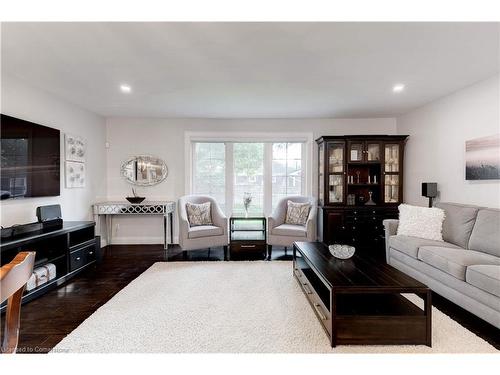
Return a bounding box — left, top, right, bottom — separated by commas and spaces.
293, 242, 431, 347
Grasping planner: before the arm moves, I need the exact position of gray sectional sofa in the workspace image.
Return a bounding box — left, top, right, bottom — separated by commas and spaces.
383, 202, 500, 328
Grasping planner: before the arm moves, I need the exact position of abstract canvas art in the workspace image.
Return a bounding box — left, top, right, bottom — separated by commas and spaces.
65, 133, 86, 162
65, 161, 86, 188
465, 134, 500, 180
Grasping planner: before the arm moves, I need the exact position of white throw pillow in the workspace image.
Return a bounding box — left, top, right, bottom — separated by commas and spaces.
397, 204, 445, 241
186, 202, 212, 226
285, 201, 311, 225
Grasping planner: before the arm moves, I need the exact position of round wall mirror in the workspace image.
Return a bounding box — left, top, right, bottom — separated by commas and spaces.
121, 155, 168, 186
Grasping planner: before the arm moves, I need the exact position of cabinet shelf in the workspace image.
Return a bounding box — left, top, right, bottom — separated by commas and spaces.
24, 276, 62, 297
36, 254, 66, 266
347, 161, 381, 165
231, 231, 266, 241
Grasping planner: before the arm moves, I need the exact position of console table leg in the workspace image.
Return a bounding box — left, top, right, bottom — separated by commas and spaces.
169, 212, 174, 247
105, 215, 112, 247
94, 213, 101, 237
163, 215, 167, 250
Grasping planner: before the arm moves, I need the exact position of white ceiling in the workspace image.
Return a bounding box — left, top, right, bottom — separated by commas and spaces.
1, 22, 499, 118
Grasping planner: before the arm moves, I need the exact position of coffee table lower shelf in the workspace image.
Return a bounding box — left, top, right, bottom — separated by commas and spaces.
293, 242, 432, 347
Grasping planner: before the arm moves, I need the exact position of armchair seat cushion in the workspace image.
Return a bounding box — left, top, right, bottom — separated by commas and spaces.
417, 246, 500, 281
188, 225, 224, 239
466, 265, 500, 298
271, 224, 307, 237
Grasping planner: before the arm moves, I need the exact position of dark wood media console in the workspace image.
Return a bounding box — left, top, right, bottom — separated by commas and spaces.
0, 221, 99, 312
293, 241, 432, 347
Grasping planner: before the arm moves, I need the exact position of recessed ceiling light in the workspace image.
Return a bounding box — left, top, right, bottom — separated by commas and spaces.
392, 84, 405, 93
120, 84, 132, 93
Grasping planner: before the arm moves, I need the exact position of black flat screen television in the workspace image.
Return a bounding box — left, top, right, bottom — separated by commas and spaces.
1, 114, 60, 200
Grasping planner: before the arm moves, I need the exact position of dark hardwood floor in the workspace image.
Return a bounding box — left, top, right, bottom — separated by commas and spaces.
2, 244, 499, 353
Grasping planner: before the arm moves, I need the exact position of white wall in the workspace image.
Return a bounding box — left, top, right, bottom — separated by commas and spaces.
397, 75, 500, 208
0, 75, 107, 227
106, 117, 397, 244
4, 70, 497, 247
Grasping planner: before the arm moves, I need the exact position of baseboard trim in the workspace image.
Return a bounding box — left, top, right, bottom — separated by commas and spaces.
100, 236, 179, 247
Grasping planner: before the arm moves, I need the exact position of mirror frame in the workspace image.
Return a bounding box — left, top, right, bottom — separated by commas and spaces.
120, 155, 168, 186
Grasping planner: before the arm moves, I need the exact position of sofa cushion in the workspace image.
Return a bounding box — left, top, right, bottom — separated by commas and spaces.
388, 235, 459, 259
466, 265, 500, 298
468, 209, 500, 257
434, 202, 480, 248
417, 246, 500, 280
272, 224, 306, 237
188, 225, 223, 239
389, 248, 500, 322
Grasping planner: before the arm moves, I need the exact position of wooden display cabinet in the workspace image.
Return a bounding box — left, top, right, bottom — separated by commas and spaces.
316, 135, 408, 258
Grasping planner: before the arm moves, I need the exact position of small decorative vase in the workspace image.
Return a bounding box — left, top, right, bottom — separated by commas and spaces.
243, 192, 252, 218
365, 191, 376, 206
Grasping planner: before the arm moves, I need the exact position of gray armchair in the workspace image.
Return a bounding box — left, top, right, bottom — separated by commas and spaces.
267, 196, 317, 260
178, 195, 229, 260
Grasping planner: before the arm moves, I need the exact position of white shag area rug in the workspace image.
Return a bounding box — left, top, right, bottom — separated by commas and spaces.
52, 261, 497, 353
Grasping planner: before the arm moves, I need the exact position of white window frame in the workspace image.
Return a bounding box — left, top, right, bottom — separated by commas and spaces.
185, 131, 313, 216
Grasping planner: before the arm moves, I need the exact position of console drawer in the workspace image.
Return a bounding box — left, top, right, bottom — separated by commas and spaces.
230, 242, 266, 253
69, 244, 96, 272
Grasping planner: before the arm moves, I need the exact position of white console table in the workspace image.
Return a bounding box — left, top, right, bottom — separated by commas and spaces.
93, 201, 176, 249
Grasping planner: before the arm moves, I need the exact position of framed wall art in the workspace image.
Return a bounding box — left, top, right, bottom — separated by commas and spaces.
65, 161, 86, 188
465, 134, 500, 180
65, 133, 87, 162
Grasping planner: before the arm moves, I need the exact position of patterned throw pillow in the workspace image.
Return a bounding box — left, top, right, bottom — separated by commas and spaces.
186, 202, 212, 226
285, 201, 311, 226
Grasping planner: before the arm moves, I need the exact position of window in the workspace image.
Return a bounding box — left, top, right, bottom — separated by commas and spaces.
233, 143, 264, 214
190, 134, 310, 215
192, 142, 226, 210
272, 143, 303, 209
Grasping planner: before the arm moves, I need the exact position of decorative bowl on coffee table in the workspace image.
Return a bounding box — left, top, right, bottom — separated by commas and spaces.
328, 244, 355, 259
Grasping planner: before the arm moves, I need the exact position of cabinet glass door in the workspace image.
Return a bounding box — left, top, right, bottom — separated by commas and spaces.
384, 144, 400, 172
348, 142, 364, 162
384, 143, 401, 203
328, 143, 344, 173
318, 143, 324, 205
328, 175, 344, 204
384, 175, 399, 203
366, 143, 381, 162
327, 142, 345, 204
